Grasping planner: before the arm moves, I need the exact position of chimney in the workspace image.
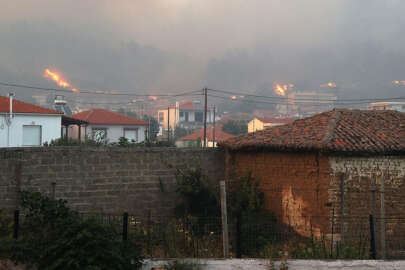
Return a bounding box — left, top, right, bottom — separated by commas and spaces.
8, 93, 14, 119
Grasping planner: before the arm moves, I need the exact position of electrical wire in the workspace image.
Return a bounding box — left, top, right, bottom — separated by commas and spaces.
0, 81, 203, 97
208, 88, 405, 103
207, 93, 399, 107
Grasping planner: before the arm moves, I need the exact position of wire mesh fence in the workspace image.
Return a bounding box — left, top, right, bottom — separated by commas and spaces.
8, 210, 405, 259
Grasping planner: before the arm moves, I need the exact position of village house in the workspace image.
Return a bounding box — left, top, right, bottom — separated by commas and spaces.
248, 117, 295, 133
0, 94, 62, 147
176, 125, 234, 147
69, 108, 149, 143
220, 109, 405, 252
157, 101, 215, 133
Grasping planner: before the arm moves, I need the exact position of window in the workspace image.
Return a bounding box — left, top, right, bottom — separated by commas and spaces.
124, 129, 138, 142
179, 111, 184, 117
195, 112, 203, 122
23, 125, 42, 146
92, 128, 107, 143
159, 112, 164, 123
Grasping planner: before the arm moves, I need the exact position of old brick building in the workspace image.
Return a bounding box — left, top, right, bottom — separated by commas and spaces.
220, 109, 405, 249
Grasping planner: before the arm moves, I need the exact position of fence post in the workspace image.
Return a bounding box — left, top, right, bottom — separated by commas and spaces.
340, 173, 345, 244
236, 212, 242, 258
13, 209, 19, 239
147, 210, 152, 257
122, 212, 128, 241
380, 174, 386, 259
369, 214, 377, 259
220, 181, 230, 258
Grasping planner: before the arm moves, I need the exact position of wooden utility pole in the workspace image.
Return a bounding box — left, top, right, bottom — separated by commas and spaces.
203, 88, 207, 148
212, 106, 216, 147
167, 107, 170, 143
220, 181, 229, 258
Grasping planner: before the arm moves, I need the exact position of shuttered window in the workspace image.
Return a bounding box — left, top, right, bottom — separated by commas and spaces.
23, 125, 42, 146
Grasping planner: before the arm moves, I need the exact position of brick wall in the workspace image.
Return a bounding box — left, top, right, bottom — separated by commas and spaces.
225, 150, 331, 236
0, 147, 225, 216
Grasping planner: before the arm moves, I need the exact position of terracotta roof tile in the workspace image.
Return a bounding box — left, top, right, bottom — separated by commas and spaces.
179, 125, 234, 141
256, 117, 296, 124
70, 109, 149, 125
219, 109, 405, 154
0, 96, 62, 115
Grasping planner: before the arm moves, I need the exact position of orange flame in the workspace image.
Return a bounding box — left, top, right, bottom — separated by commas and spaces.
149, 96, 158, 101
320, 81, 337, 88
393, 80, 405, 86
43, 69, 79, 93
231, 95, 237, 100
274, 83, 294, 96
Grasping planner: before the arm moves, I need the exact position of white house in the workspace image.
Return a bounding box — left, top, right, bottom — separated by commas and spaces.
0, 94, 62, 147
157, 101, 215, 132
69, 108, 149, 143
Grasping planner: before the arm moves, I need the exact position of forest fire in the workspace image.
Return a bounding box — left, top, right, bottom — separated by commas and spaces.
273, 83, 294, 96
393, 80, 405, 86
43, 69, 79, 93
320, 81, 337, 88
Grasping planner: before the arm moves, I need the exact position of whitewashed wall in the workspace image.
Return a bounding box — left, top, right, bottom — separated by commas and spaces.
83, 124, 147, 143
0, 114, 61, 147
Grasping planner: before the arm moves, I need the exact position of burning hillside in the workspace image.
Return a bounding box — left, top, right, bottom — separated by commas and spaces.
43, 68, 79, 93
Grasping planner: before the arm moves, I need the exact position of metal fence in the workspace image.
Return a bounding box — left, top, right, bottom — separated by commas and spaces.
9, 210, 405, 259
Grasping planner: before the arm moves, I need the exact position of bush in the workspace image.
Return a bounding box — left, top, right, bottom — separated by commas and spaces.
174, 168, 219, 218
43, 137, 103, 147
6, 191, 143, 270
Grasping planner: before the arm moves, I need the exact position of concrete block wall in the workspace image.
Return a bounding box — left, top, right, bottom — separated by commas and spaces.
0, 147, 225, 216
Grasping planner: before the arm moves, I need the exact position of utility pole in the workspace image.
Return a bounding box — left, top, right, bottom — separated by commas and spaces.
167, 106, 170, 143
213, 106, 216, 147
203, 88, 207, 148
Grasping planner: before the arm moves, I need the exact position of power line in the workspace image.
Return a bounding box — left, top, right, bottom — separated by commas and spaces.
207, 93, 398, 107
75, 94, 204, 105
208, 88, 405, 103
0, 81, 202, 97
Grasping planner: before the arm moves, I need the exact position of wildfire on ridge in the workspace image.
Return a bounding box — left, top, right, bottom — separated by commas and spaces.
149, 96, 158, 101
393, 80, 405, 86
273, 83, 294, 96
43, 69, 79, 93
320, 81, 337, 88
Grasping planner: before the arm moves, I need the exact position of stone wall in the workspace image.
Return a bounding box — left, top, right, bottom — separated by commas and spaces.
0, 147, 225, 216
328, 155, 405, 258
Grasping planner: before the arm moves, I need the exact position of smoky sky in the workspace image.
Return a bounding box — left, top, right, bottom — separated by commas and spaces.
1, 0, 405, 101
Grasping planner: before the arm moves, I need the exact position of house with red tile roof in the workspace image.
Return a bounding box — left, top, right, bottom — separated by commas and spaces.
248, 117, 296, 133
176, 125, 234, 147
0, 94, 62, 147
220, 109, 405, 244
70, 108, 149, 143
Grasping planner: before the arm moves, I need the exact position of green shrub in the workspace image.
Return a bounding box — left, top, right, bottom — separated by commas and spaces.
43, 137, 103, 146
7, 191, 143, 270
174, 168, 220, 218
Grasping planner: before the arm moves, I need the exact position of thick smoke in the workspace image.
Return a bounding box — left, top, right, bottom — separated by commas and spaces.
0, 0, 405, 102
